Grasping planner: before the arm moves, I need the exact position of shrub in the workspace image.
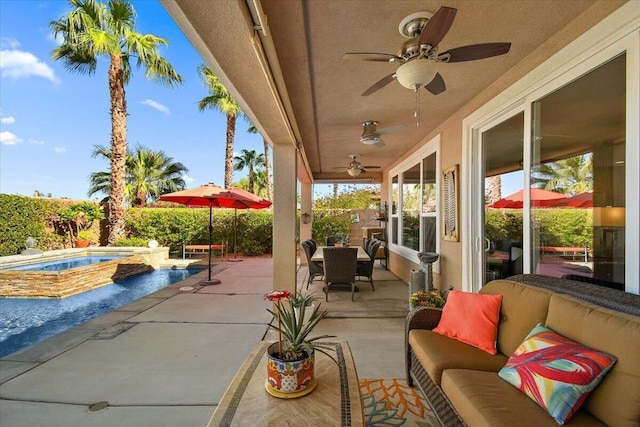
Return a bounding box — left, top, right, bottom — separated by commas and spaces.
113, 236, 149, 247
311, 210, 352, 245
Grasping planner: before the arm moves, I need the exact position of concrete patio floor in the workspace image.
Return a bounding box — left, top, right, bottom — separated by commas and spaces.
0, 257, 409, 426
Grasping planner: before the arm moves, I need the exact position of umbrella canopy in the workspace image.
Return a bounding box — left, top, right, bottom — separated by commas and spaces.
159, 183, 272, 283
550, 190, 593, 208
487, 188, 568, 209
159, 183, 272, 209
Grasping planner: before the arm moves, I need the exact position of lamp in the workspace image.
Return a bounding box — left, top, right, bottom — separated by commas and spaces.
301, 212, 311, 224
593, 207, 625, 227
395, 59, 437, 90
347, 167, 362, 177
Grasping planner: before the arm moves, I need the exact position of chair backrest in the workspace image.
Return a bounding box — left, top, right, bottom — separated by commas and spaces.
368, 239, 382, 259
301, 240, 314, 263
323, 247, 357, 283
326, 236, 342, 246
307, 239, 317, 253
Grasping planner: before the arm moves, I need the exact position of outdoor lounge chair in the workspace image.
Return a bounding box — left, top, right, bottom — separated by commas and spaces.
322, 247, 358, 302
301, 239, 323, 289
356, 239, 381, 291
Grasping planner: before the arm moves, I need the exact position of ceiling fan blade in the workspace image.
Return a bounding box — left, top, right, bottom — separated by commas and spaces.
342, 52, 403, 62
362, 73, 396, 96
425, 72, 446, 95
377, 123, 406, 135
362, 165, 381, 169
418, 6, 457, 48
373, 140, 386, 148
439, 42, 511, 63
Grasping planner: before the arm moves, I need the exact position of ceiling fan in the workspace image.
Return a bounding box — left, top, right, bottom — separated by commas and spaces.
343, 6, 512, 97
332, 154, 381, 177
360, 120, 405, 148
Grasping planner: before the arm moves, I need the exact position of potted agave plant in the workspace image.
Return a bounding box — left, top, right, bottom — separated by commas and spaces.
264, 290, 335, 398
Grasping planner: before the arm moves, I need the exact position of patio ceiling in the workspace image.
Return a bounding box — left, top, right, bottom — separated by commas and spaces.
160, 0, 608, 184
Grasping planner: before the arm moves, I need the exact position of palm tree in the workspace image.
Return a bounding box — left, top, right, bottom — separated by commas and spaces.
531, 154, 593, 195
247, 124, 272, 199
233, 149, 265, 194
197, 65, 243, 189
50, 0, 183, 244
485, 175, 502, 204
88, 144, 188, 206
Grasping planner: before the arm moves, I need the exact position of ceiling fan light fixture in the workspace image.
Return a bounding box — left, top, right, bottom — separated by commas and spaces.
361, 135, 381, 145
396, 59, 437, 90
347, 167, 362, 177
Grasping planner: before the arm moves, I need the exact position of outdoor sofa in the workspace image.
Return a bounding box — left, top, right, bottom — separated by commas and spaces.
405, 274, 640, 426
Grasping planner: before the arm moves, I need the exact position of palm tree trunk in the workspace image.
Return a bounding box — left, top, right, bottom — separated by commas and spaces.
486, 175, 502, 204
263, 138, 272, 200
333, 183, 339, 199
248, 167, 255, 194
107, 53, 127, 245
225, 114, 236, 189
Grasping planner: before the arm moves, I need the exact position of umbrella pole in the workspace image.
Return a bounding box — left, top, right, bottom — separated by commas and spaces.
200, 203, 221, 285
229, 208, 243, 262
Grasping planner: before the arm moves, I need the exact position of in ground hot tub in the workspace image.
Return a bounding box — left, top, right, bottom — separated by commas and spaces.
0, 247, 168, 298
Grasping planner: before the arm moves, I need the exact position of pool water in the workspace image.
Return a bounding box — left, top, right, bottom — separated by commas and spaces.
5, 255, 125, 272
0, 269, 197, 358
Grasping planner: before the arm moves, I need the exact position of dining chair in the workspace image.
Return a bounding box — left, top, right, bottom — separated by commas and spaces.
356, 239, 381, 291
322, 247, 358, 301
301, 240, 324, 289
326, 236, 342, 246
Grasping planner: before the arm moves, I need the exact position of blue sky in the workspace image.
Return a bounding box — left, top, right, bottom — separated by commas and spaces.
0, 0, 268, 200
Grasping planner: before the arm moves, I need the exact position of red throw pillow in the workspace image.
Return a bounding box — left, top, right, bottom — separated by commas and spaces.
433, 290, 502, 354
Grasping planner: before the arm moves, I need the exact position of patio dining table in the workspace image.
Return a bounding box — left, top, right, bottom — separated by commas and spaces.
310, 246, 371, 263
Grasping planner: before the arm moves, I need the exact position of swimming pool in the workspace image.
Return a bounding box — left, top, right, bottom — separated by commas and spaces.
0, 268, 197, 358
5, 255, 125, 272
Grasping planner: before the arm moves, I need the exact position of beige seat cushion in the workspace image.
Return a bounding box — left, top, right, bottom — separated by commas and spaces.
546, 294, 640, 427
408, 330, 508, 385
441, 369, 604, 427
480, 280, 553, 355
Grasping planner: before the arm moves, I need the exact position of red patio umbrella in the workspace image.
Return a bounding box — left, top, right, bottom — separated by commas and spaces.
550, 190, 593, 208
487, 188, 568, 209
159, 183, 272, 285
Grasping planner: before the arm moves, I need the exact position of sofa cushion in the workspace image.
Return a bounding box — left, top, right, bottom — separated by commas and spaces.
546, 294, 640, 427
442, 369, 605, 427
433, 291, 503, 354
498, 323, 617, 425
480, 280, 554, 356
409, 329, 508, 385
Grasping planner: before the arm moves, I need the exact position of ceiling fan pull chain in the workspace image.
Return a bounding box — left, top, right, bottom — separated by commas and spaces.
414, 88, 421, 127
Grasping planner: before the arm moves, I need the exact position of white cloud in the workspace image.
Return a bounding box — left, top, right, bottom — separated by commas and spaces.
183, 174, 195, 183
0, 131, 22, 145
141, 99, 170, 115
29, 138, 44, 145
0, 49, 59, 83
54, 147, 66, 153
0, 38, 20, 49
1, 116, 16, 124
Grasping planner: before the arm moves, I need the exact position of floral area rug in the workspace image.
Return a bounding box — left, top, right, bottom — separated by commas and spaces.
360, 378, 440, 426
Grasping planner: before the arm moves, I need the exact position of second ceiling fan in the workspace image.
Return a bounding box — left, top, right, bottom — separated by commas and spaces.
343, 5, 512, 97
333, 154, 380, 177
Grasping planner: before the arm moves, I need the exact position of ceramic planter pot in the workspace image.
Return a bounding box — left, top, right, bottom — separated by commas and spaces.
265, 342, 316, 398
75, 240, 91, 248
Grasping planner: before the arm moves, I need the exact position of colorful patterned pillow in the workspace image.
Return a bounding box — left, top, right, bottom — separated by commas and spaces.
498, 323, 617, 425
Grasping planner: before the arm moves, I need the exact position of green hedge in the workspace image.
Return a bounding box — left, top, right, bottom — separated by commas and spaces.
0, 195, 273, 257
485, 209, 593, 249
124, 208, 273, 256
0, 194, 66, 256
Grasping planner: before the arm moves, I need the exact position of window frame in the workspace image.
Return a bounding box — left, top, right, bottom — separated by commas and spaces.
388, 134, 441, 272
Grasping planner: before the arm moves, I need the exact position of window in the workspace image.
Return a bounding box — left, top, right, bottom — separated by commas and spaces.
388, 136, 440, 264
